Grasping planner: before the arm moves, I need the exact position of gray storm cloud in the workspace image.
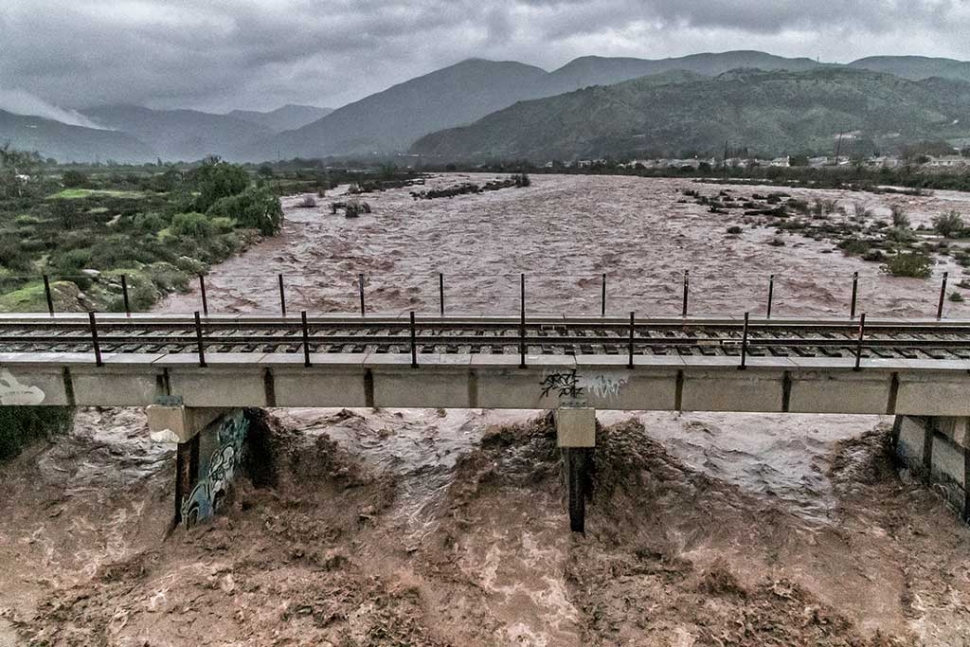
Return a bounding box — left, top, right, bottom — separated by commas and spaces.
0, 0, 967, 115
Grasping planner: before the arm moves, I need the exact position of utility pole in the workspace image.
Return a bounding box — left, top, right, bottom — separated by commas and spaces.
835, 131, 844, 164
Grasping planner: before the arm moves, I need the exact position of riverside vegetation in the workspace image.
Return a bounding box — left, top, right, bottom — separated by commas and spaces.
0, 150, 288, 313
687, 188, 967, 280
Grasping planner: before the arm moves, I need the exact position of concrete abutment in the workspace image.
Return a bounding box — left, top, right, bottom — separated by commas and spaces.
895, 415, 970, 522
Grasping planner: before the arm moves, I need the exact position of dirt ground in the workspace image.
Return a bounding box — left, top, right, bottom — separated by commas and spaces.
0, 407, 969, 646
3, 175, 970, 645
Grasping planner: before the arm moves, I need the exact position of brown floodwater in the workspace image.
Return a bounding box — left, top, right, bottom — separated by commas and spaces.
2, 174, 970, 646
159, 173, 970, 319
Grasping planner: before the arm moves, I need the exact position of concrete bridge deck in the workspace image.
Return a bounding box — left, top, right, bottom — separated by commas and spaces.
1, 313, 969, 416
3, 312, 970, 532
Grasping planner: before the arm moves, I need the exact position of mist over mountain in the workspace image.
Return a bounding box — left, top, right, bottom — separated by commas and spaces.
234, 59, 553, 161
410, 68, 970, 161
246, 51, 834, 160
80, 105, 273, 162
0, 110, 154, 163
5, 51, 970, 164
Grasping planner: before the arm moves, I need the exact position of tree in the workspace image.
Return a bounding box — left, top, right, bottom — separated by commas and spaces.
191, 156, 249, 212
61, 170, 89, 188
890, 205, 910, 229
932, 210, 964, 238
206, 184, 283, 236
0, 144, 42, 198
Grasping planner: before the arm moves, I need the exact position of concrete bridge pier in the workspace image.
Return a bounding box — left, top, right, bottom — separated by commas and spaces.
895, 415, 970, 522
147, 405, 248, 527
556, 408, 596, 533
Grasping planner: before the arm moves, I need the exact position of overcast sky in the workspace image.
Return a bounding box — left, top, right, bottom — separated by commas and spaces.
0, 0, 967, 117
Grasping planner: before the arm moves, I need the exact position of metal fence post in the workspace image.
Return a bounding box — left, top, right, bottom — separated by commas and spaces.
519, 273, 526, 369
682, 270, 690, 317
43, 275, 54, 316
850, 271, 858, 319
278, 274, 286, 317
199, 274, 208, 317
766, 274, 774, 319
121, 274, 131, 316
627, 311, 635, 369
358, 273, 365, 317
301, 311, 311, 367
937, 271, 949, 320
439, 273, 445, 317
194, 311, 207, 368
739, 312, 749, 370
410, 311, 418, 368
601, 273, 607, 317
88, 311, 102, 367
854, 313, 867, 371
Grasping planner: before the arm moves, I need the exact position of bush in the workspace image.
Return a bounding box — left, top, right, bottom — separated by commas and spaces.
170, 212, 213, 238
512, 173, 531, 188
191, 157, 250, 213
0, 238, 31, 272
932, 210, 964, 237
207, 185, 283, 236
726, 226, 743, 235
298, 195, 317, 208
133, 212, 166, 233
0, 407, 74, 460
949, 291, 965, 303
51, 248, 93, 274
61, 170, 89, 188
839, 238, 870, 256
890, 205, 910, 229
882, 252, 933, 278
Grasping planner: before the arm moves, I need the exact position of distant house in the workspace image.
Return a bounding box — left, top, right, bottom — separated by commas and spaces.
769, 156, 790, 168
925, 155, 969, 168
866, 156, 901, 168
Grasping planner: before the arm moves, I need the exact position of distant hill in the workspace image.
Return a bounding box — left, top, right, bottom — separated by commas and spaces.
227, 104, 333, 133
0, 110, 154, 163
81, 105, 272, 162
849, 56, 970, 83
236, 59, 554, 160
546, 50, 823, 93
248, 51, 834, 160
410, 68, 970, 161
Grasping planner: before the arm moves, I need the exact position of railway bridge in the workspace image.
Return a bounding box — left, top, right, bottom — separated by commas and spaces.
1, 310, 969, 531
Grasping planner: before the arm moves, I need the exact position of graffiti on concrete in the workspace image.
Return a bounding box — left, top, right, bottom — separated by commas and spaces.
540, 369, 630, 404
0, 369, 45, 405
181, 410, 249, 527
541, 370, 582, 400
580, 371, 630, 401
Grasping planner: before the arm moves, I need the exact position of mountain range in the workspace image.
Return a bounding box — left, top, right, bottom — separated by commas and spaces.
411, 68, 970, 160
4, 51, 970, 163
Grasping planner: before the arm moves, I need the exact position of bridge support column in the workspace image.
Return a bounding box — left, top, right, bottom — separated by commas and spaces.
894, 415, 970, 523
556, 408, 595, 533
148, 406, 247, 527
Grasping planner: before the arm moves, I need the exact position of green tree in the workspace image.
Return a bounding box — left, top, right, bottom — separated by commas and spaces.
932, 210, 964, 238
191, 156, 249, 212
61, 170, 89, 188
207, 184, 283, 236
171, 212, 214, 238
0, 144, 42, 198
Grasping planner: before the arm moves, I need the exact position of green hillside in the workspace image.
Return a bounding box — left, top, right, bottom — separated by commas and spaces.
411, 68, 970, 161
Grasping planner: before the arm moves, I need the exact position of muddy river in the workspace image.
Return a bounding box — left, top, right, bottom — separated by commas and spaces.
2, 174, 970, 646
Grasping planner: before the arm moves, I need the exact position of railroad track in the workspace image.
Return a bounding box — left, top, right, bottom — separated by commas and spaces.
2, 314, 970, 361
